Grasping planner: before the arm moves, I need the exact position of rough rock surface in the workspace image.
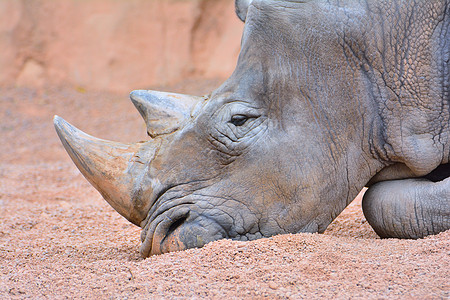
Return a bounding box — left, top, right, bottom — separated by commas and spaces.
0, 83, 449, 299
0, 0, 243, 92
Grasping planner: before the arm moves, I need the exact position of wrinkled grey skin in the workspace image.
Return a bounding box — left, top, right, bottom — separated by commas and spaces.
54, 0, 449, 257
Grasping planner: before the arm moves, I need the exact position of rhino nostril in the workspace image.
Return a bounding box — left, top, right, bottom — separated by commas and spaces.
166, 214, 189, 237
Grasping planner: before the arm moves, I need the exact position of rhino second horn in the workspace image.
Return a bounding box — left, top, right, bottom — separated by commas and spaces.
53, 116, 155, 226
130, 90, 203, 138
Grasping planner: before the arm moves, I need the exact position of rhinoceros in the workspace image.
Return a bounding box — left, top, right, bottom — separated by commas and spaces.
54, 0, 449, 257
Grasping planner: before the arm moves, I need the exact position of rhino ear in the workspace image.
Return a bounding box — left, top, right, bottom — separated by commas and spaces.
235, 0, 252, 22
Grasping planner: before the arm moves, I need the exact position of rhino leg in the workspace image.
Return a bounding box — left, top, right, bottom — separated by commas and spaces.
362, 176, 450, 239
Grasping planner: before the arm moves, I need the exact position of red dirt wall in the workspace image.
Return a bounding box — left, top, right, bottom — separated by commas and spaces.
0, 0, 243, 92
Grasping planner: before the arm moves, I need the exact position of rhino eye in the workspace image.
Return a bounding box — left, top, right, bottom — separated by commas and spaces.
230, 115, 249, 126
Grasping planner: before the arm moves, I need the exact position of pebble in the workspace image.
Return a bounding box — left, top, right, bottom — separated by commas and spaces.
268, 281, 279, 290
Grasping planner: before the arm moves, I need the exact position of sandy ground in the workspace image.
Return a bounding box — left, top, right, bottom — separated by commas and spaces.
0, 82, 449, 299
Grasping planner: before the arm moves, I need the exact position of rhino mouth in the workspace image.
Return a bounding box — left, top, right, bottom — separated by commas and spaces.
138, 188, 268, 256
139, 196, 229, 256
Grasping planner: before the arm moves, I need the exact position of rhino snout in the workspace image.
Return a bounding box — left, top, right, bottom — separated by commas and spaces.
140, 205, 228, 256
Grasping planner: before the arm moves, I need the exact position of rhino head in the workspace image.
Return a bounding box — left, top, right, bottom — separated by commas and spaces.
55, 75, 346, 257
55, 0, 450, 256
55, 78, 326, 256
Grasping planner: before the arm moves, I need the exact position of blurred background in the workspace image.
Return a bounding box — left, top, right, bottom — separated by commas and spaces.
0, 0, 244, 93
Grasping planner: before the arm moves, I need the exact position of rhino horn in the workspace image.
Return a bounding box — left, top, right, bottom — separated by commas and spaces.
53, 116, 157, 226
130, 90, 203, 138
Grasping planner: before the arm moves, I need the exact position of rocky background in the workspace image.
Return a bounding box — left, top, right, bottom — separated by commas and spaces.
0, 0, 243, 92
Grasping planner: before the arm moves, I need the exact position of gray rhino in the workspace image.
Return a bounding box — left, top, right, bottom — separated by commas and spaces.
54, 0, 449, 257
